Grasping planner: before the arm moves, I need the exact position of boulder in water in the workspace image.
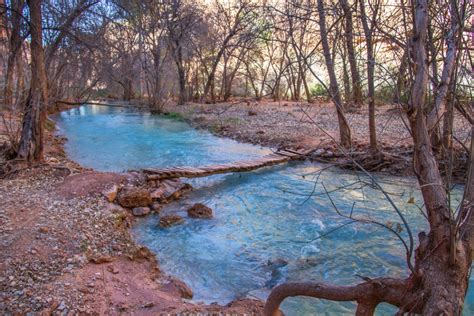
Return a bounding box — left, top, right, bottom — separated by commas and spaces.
159, 215, 184, 228
117, 187, 152, 208
187, 203, 213, 219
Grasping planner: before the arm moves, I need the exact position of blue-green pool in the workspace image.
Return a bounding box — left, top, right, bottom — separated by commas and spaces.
55, 105, 472, 315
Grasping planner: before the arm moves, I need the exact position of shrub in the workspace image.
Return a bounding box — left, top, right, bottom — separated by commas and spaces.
310, 83, 328, 98
162, 111, 185, 121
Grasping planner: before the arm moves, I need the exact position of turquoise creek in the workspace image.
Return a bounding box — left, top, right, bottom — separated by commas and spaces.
55, 105, 473, 315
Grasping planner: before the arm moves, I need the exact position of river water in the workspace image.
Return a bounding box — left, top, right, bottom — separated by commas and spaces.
55, 105, 473, 315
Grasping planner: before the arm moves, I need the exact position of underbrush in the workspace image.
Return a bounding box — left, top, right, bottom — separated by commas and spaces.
161, 111, 185, 121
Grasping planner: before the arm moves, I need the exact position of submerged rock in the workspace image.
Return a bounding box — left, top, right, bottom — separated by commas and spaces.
117, 187, 152, 208
132, 207, 150, 216
159, 215, 184, 228
267, 258, 288, 268
187, 203, 213, 219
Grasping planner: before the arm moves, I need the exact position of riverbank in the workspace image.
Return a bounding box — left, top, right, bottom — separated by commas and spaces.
166, 100, 470, 178
1, 100, 468, 313
0, 113, 265, 314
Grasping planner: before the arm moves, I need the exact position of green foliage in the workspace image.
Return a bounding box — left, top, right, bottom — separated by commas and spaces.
374, 85, 396, 103
310, 83, 328, 97
374, 85, 409, 104
162, 111, 185, 121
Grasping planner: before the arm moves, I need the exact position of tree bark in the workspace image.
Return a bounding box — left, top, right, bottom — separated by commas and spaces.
317, 0, 352, 148
392, 50, 408, 103
359, 0, 377, 151
174, 43, 187, 105
17, 0, 48, 162
341, 0, 363, 106
426, 0, 461, 132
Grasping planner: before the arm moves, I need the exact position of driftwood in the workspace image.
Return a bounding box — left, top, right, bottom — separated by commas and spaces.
142, 149, 312, 180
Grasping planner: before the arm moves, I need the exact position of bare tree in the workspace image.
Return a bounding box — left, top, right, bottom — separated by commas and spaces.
264, 0, 473, 314
16, 0, 48, 161
358, 0, 380, 151
340, 0, 363, 107
317, 0, 352, 148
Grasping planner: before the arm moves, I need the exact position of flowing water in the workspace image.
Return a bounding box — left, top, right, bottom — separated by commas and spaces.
55, 105, 473, 315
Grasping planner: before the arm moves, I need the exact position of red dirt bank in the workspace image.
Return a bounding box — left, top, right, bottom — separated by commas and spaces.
0, 118, 264, 314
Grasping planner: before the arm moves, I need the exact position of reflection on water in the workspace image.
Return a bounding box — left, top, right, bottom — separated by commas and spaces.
56, 105, 472, 315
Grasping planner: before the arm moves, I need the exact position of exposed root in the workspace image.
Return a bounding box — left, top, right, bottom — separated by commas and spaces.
0, 160, 72, 179
263, 278, 416, 316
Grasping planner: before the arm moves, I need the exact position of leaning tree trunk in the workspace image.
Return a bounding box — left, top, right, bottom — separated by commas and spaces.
264, 1, 471, 314
317, 0, 351, 148
16, 0, 48, 162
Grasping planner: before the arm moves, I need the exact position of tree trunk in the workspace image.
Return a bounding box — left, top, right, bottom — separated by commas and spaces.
341, 0, 363, 106
442, 95, 454, 150
264, 1, 472, 314
121, 78, 134, 101
393, 50, 408, 103
359, 0, 377, 151
3, 0, 25, 110
17, 0, 48, 162
317, 0, 351, 148
341, 49, 351, 103
426, 0, 461, 132
224, 55, 243, 101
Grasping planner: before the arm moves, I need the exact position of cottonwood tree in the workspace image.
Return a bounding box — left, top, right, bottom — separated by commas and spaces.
200, 0, 259, 102
358, 0, 380, 151
164, 0, 203, 105
16, 0, 48, 161
340, 0, 362, 107
316, 0, 352, 148
264, 0, 473, 314
42, 0, 100, 103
